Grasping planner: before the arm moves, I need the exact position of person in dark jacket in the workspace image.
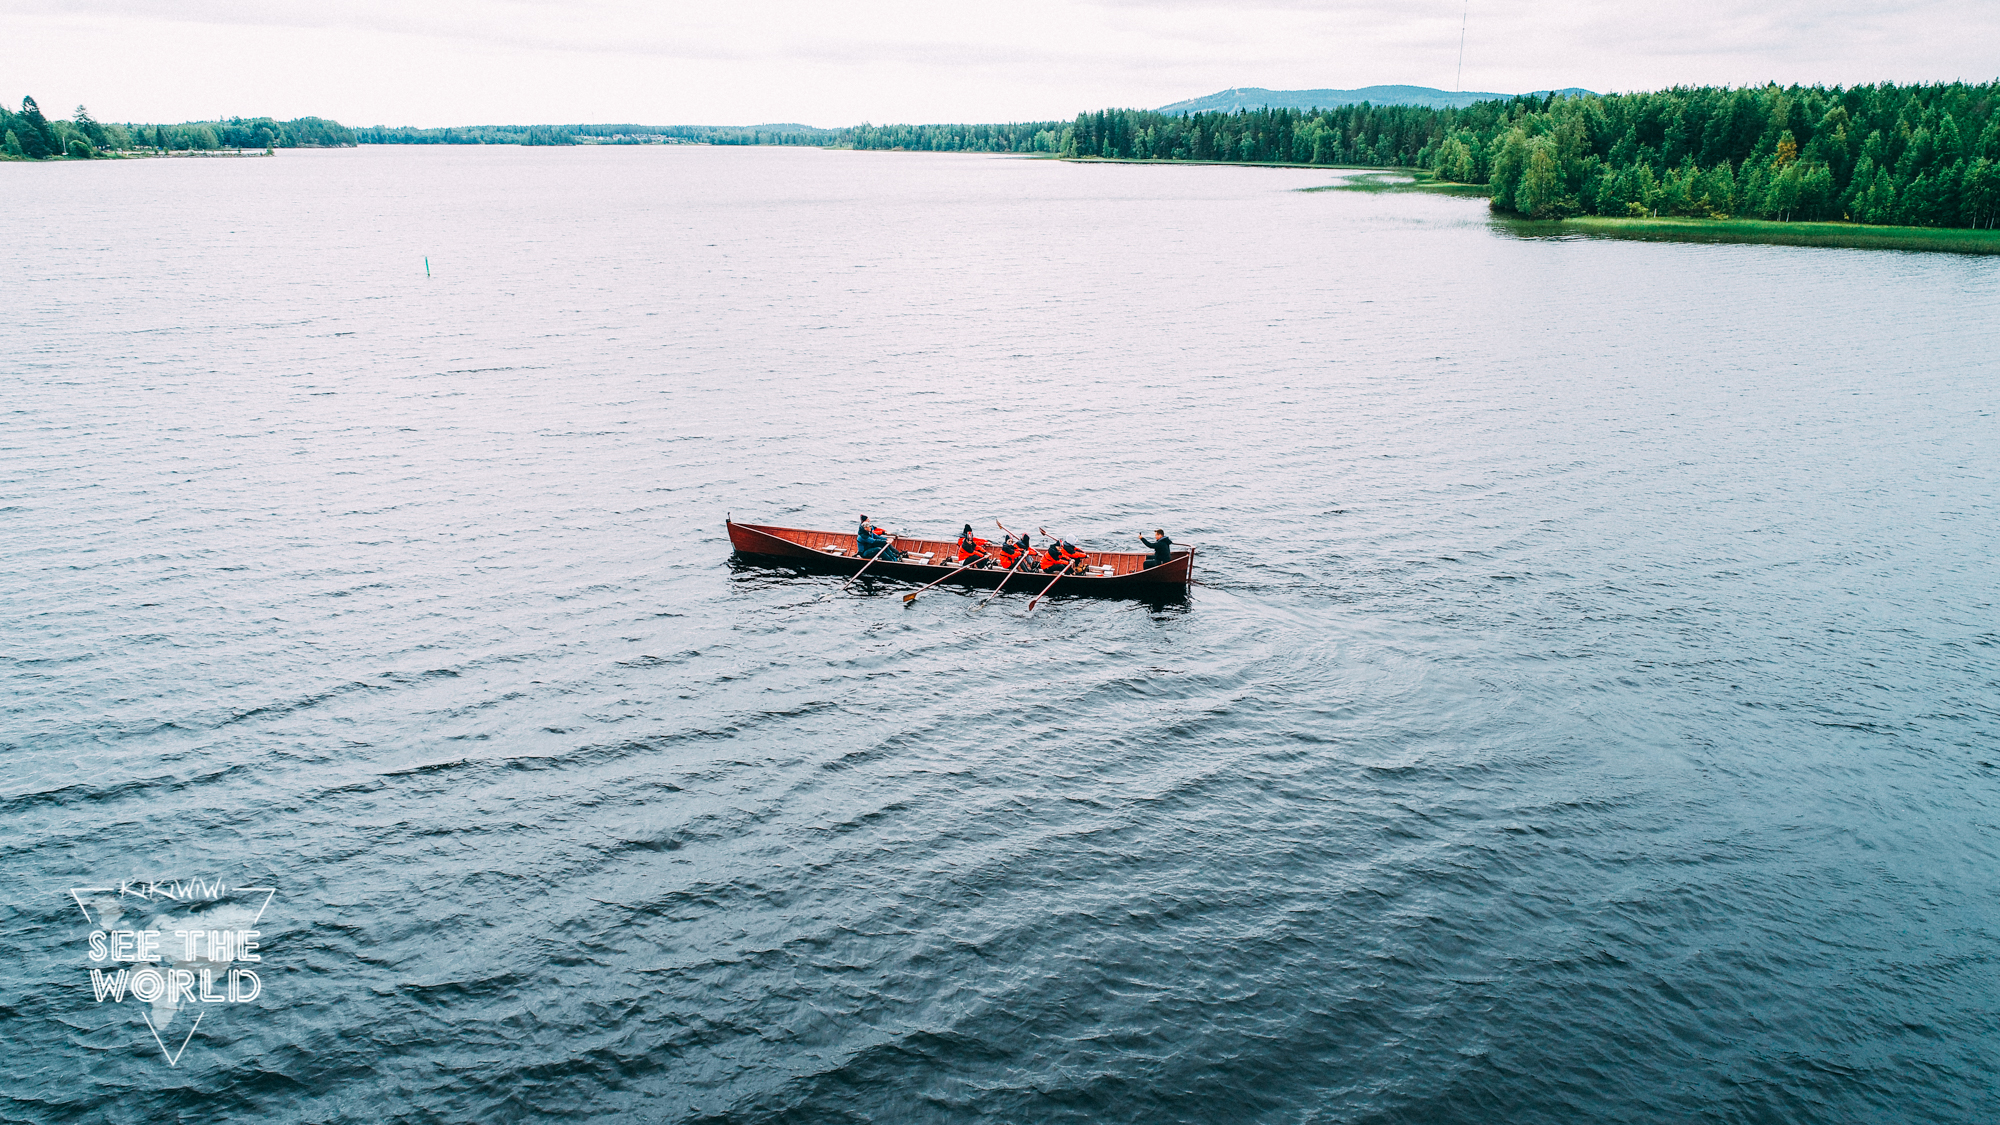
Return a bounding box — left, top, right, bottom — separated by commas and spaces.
1139, 529, 1173, 568
856, 515, 902, 561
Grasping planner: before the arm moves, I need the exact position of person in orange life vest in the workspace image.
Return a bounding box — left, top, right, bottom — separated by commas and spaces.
994, 534, 1028, 570
1012, 532, 1046, 570
1039, 537, 1078, 572
956, 524, 992, 567
1044, 538, 1086, 572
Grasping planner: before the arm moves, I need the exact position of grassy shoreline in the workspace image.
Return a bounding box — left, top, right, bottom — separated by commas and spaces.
1298, 169, 1488, 195
1514, 215, 2000, 255
4, 148, 279, 161
1060, 154, 1402, 172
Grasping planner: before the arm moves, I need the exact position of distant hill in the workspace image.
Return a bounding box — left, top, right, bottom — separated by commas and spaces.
1157, 85, 1594, 114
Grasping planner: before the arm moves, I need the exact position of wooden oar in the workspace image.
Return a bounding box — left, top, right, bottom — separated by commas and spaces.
902, 559, 979, 605
973, 551, 1031, 611
1037, 525, 1091, 585
824, 536, 896, 598
997, 519, 1045, 569
1026, 563, 1069, 612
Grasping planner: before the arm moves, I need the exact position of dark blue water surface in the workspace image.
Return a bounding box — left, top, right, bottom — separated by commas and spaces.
4, 146, 1998, 1123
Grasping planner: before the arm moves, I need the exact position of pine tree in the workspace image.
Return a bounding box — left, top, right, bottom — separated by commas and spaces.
1978, 119, 2000, 161
1740, 159, 1771, 218
17, 96, 56, 158
1937, 114, 1964, 163
1866, 167, 1897, 225
1841, 155, 1876, 219
73, 104, 107, 148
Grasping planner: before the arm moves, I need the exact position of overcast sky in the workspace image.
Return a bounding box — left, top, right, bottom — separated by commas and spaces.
6, 0, 1995, 127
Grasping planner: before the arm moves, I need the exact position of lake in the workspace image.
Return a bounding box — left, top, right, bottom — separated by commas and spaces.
4, 144, 1998, 1122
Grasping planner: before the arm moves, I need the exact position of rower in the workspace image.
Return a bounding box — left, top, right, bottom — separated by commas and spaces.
1038, 535, 1074, 572
856, 514, 903, 561
1013, 532, 1045, 571
956, 524, 992, 567
1139, 528, 1173, 569
1044, 537, 1086, 572
994, 536, 1026, 570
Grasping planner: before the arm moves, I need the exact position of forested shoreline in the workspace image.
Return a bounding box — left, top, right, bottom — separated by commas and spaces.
355, 121, 1065, 150
15, 81, 1998, 232
851, 82, 1999, 231
652, 82, 2000, 231
355, 123, 846, 145
1056, 83, 2000, 229
2, 95, 355, 158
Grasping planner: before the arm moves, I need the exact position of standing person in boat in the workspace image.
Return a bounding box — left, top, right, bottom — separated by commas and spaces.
1139, 529, 1174, 569
856, 515, 902, 562
956, 524, 993, 567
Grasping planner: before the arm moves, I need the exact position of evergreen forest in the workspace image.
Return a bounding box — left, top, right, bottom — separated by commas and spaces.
1055, 82, 2000, 229
2, 96, 355, 158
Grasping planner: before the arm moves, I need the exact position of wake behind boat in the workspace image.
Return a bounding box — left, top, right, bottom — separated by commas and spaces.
726, 518, 1196, 597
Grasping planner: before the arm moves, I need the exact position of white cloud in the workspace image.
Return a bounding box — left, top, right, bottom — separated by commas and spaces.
1, 0, 1993, 126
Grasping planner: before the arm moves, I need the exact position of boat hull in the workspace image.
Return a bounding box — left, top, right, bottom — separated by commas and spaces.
725, 519, 1195, 598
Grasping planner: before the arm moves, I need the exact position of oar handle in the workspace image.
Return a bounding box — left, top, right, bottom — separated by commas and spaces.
1026, 557, 1075, 611
842, 533, 899, 588
976, 549, 1032, 607
903, 559, 977, 603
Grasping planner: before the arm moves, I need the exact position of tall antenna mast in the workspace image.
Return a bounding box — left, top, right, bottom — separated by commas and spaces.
1455, 0, 1469, 92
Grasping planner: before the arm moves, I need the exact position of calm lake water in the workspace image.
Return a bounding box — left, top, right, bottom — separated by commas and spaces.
4, 145, 1998, 1123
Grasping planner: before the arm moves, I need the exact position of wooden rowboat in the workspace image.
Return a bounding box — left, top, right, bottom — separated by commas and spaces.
726, 518, 1196, 597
